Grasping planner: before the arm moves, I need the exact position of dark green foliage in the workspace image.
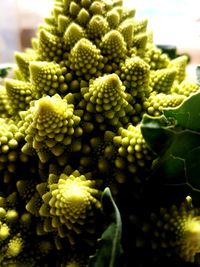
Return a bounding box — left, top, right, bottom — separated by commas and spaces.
141, 92, 200, 204
88, 187, 123, 267
0, 66, 12, 78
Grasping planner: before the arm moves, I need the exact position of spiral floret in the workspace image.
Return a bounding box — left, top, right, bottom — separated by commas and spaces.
118, 20, 134, 47
77, 8, 91, 26
15, 51, 37, 81
21, 94, 82, 163
82, 73, 130, 127
5, 79, 32, 114
100, 30, 127, 62
168, 55, 188, 83
113, 124, 154, 176
63, 22, 86, 48
37, 168, 101, 245
106, 10, 120, 29
30, 61, 68, 97
143, 45, 170, 70
87, 15, 110, 41
69, 38, 104, 79
118, 56, 150, 98
57, 14, 72, 34
69, 1, 81, 17
144, 196, 200, 263
38, 29, 64, 62
149, 68, 177, 94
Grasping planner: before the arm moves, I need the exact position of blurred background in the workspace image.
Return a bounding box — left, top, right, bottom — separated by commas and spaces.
0, 0, 53, 62
0, 0, 200, 64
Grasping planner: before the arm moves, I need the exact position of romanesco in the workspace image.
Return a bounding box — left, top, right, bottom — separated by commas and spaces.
0, 0, 199, 266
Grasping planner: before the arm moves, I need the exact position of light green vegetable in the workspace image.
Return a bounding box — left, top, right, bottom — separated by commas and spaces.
0, 0, 199, 266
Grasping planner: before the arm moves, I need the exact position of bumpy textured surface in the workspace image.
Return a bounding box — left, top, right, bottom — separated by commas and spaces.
0, 0, 199, 266
141, 196, 200, 264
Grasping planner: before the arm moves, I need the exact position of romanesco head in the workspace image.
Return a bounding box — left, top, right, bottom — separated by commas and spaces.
0, 0, 199, 265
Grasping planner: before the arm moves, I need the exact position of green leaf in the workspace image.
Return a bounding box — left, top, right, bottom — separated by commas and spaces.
164, 92, 200, 131
88, 187, 123, 267
0, 66, 11, 78
141, 92, 200, 198
140, 114, 174, 154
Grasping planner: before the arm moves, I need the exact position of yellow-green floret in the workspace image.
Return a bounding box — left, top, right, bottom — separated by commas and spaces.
21, 94, 82, 162
142, 196, 200, 263
26, 167, 102, 246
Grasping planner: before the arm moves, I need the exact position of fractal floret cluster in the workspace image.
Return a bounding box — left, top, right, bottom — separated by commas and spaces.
0, 0, 200, 266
